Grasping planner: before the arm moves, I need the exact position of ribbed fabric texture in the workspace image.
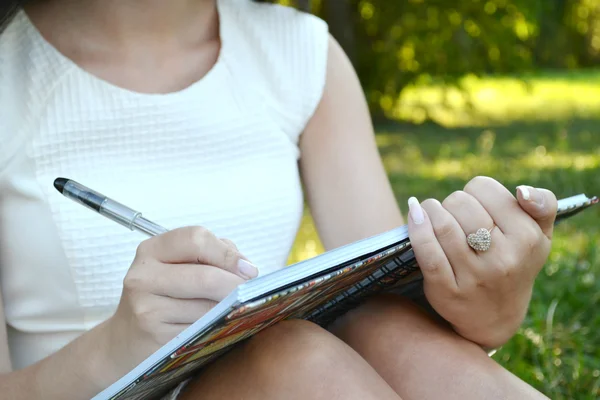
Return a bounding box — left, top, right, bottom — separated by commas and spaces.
0, 0, 329, 369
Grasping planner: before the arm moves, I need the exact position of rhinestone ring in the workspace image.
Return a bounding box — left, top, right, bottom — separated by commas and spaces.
467, 225, 494, 252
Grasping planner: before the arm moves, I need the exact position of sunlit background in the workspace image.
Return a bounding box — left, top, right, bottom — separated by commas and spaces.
266, 1, 600, 398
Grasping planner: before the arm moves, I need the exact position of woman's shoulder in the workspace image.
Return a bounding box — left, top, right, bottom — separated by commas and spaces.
0, 11, 31, 169
220, 0, 330, 141
241, 1, 327, 29
222, 1, 329, 66
0, 10, 71, 95
0, 10, 72, 169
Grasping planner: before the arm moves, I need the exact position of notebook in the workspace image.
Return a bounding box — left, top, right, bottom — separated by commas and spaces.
94, 193, 599, 400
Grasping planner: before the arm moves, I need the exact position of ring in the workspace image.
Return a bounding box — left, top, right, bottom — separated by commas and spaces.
467, 225, 494, 252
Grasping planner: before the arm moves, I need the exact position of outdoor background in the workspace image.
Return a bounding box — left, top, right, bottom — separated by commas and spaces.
269, 1, 600, 399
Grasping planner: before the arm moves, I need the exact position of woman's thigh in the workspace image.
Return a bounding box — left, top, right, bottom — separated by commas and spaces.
329, 294, 549, 400
179, 319, 401, 400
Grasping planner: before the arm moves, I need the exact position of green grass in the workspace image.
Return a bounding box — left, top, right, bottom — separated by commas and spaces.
392, 69, 600, 127
288, 70, 600, 399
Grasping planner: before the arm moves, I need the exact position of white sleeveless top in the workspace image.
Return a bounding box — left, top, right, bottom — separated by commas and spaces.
0, 0, 329, 369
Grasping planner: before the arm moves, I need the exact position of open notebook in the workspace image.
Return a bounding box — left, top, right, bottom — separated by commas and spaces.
95, 193, 598, 400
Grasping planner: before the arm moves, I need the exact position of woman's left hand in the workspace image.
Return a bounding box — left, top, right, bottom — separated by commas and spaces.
407, 176, 558, 349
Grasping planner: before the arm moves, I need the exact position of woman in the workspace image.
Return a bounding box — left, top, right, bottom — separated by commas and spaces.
0, 0, 556, 399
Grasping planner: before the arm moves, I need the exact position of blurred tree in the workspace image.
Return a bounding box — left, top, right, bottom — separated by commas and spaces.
265, 0, 600, 120
322, 0, 358, 65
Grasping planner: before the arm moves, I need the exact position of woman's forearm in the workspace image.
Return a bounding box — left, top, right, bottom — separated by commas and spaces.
0, 320, 118, 400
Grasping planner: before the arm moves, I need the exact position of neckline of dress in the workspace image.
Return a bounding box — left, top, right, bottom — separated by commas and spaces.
17, 0, 231, 99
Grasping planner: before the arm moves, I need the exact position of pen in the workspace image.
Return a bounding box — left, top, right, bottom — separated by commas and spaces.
53, 177, 169, 237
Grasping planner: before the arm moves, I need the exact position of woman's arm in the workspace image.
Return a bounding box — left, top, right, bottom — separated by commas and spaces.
300, 38, 404, 250
299, 35, 558, 349
299, 35, 403, 250
0, 291, 114, 399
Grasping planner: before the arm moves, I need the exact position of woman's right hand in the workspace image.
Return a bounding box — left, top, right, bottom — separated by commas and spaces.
101, 226, 258, 380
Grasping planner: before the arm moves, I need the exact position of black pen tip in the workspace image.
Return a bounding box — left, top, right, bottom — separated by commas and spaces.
53, 177, 68, 194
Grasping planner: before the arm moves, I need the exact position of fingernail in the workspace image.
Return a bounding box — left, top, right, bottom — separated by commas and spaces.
238, 259, 258, 279
517, 185, 544, 208
517, 185, 530, 200
408, 197, 425, 224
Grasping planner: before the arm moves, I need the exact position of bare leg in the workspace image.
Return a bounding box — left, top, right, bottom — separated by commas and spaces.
180, 319, 402, 400
329, 295, 549, 400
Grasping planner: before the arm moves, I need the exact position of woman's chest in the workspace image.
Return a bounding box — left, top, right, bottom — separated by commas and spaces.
0, 93, 304, 323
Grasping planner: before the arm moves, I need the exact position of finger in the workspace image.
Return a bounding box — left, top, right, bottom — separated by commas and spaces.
441, 190, 495, 237
150, 263, 246, 301
220, 238, 238, 249
463, 176, 530, 236
407, 197, 458, 289
220, 238, 251, 262
441, 190, 509, 258
421, 198, 474, 266
516, 186, 558, 240
157, 298, 218, 324
138, 226, 259, 279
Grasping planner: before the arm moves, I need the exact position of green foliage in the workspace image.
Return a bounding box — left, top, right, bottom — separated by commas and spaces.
346, 0, 600, 118
270, 0, 600, 119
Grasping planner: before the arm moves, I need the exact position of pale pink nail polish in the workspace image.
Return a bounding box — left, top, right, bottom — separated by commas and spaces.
518, 185, 544, 208
408, 197, 425, 224
238, 259, 258, 279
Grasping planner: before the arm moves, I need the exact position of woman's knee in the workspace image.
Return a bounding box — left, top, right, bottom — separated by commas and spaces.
330, 294, 482, 358
330, 294, 440, 336
180, 319, 401, 400
243, 319, 356, 378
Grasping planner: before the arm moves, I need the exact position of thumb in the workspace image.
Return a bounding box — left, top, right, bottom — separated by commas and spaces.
516, 185, 558, 240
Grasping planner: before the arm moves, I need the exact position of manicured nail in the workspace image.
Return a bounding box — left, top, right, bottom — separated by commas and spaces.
238, 259, 258, 279
517, 185, 530, 201
408, 197, 425, 224
517, 185, 544, 208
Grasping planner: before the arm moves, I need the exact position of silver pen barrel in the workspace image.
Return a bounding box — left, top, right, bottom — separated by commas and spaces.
99, 198, 168, 236
55, 178, 168, 237
129, 215, 169, 236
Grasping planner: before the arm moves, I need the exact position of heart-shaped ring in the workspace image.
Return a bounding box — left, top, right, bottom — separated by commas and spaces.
467, 227, 493, 252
